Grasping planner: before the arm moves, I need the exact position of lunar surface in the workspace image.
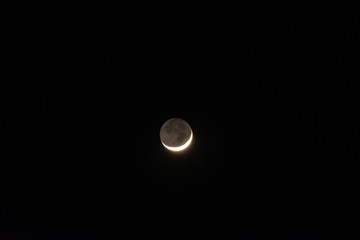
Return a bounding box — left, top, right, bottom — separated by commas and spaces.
160, 118, 193, 152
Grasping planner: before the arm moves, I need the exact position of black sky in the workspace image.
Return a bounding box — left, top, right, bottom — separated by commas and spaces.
1, 6, 360, 239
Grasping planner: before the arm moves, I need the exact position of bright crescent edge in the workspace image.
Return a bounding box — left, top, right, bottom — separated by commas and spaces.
161, 130, 193, 152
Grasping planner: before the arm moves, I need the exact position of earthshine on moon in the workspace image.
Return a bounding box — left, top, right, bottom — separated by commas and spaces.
160, 118, 193, 152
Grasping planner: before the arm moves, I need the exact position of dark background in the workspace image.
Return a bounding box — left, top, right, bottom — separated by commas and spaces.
1, 5, 359, 239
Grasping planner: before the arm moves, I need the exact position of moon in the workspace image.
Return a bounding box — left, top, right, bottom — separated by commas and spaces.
160, 118, 193, 152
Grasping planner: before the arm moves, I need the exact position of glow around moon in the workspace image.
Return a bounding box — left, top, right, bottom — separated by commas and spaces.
162, 130, 193, 152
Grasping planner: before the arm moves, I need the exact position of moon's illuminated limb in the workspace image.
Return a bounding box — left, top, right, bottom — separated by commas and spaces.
162, 131, 193, 152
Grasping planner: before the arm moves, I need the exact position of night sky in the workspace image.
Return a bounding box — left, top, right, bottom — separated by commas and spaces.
1, 6, 360, 239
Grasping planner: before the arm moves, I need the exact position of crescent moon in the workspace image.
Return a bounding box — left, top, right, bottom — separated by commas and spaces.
162, 130, 193, 152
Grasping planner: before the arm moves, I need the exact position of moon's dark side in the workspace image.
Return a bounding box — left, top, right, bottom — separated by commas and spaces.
160, 118, 192, 148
